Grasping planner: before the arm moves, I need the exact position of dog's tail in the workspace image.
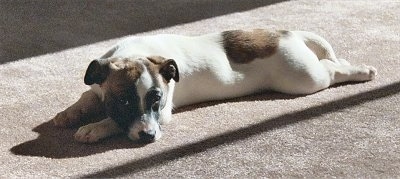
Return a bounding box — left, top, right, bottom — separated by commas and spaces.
292, 31, 338, 61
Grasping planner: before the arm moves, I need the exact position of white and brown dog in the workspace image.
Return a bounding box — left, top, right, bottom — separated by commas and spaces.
53, 29, 377, 143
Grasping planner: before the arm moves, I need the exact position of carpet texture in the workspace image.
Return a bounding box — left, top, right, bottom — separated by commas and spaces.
1, 0, 400, 178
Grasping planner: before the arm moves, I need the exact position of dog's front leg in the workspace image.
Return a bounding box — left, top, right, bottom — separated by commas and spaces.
74, 117, 122, 143
158, 84, 175, 125
159, 105, 173, 125
53, 90, 104, 127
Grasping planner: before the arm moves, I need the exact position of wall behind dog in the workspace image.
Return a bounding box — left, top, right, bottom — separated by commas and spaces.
0, 0, 285, 64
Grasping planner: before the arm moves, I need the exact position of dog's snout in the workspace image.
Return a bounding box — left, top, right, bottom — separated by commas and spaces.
138, 130, 156, 143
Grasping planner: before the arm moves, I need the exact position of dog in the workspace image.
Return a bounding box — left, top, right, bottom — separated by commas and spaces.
53, 29, 377, 143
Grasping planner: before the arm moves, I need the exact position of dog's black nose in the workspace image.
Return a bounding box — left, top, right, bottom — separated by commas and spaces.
138, 131, 156, 143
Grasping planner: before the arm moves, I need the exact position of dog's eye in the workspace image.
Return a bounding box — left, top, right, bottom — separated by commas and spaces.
147, 90, 161, 104
119, 99, 129, 106
145, 88, 163, 110
150, 95, 161, 110
152, 95, 161, 103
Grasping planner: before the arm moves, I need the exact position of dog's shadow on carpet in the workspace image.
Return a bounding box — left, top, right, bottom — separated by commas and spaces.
9, 82, 394, 159
10, 120, 148, 159
10, 91, 300, 159
11, 82, 366, 159
9, 82, 367, 159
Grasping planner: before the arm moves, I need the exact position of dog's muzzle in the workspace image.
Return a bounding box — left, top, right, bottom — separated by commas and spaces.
128, 114, 162, 143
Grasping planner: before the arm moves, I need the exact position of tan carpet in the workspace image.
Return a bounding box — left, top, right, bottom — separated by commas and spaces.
2, 0, 400, 178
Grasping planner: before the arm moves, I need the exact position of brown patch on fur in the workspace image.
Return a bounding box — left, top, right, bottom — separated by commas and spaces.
146, 56, 166, 65
102, 58, 143, 94
146, 56, 179, 84
145, 56, 165, 78
222, 29, 282, 63
101, 56, 177, 96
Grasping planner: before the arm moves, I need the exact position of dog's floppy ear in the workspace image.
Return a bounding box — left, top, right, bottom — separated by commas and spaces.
84, 59, 110, 85
160, 59, 179, 83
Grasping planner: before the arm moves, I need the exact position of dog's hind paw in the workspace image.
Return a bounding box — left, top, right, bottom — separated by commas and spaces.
360, 64, 377, 80
337, 58, 351, 66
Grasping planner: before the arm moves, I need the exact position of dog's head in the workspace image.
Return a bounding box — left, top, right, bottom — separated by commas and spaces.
84, 56, 179, 143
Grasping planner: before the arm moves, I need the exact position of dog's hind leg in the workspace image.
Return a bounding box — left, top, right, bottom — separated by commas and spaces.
53, 90, 105, 127
320, 58, 377, 85
294, 31, 377, 86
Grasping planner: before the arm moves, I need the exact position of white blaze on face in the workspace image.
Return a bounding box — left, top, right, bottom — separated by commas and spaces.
136, 65, 154, 112
128, 65, 162, 141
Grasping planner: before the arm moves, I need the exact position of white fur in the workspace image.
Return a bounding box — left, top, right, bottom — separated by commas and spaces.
136, 64, 154, 110
101, 31, 375, 107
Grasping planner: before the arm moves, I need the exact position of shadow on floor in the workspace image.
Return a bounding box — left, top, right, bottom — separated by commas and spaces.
80, 81, 400, 177
10, 120, 148, 158
10, 91, 297, 159
0, 0, 286, 64
9, 82, 376, 159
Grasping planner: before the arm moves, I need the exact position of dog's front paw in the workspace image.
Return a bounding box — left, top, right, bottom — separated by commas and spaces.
53, 108, 82, 127
74, 124, 102, 143
158, 111, 172, 125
